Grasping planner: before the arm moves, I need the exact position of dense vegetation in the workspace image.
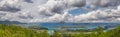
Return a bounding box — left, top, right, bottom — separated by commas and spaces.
0, 24, 120, 37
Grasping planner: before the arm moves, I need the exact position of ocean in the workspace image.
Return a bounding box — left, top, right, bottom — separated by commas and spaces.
20, 23, 120, 30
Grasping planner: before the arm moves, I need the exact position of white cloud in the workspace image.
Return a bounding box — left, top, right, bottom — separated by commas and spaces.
38, 0, 85, 16
0, 0, 120, 23
85, 0, 120, 9
32, 5, 120, 23
72, 6, 120, 23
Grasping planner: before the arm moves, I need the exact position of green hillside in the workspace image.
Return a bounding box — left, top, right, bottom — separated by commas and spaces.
0, 24, 120, 37
0, 24, 50, 37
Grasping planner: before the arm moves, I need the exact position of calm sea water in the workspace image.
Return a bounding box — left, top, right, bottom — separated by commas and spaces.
20, 23, 120, 30
16, 23, 120, 34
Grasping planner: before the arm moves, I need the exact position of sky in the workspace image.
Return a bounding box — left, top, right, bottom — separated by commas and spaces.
0, 0, 120, 23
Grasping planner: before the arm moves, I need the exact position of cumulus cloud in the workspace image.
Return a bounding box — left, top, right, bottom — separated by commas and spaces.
0, 0, 120, 23
86, 0, 120, 9
0, 0, 21, 12
0, 0, 34, 12
38, 0, 86, 16
0, 5, 21, 12
73, 6, 120, 23
33, 6, 120, 23
0, 0, 35, 22
46, 12, 73, 22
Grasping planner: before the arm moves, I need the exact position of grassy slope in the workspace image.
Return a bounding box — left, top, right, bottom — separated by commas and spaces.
0, 24, 120, 37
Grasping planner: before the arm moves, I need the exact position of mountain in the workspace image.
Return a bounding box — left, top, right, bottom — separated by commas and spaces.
0, 20, 26, 24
